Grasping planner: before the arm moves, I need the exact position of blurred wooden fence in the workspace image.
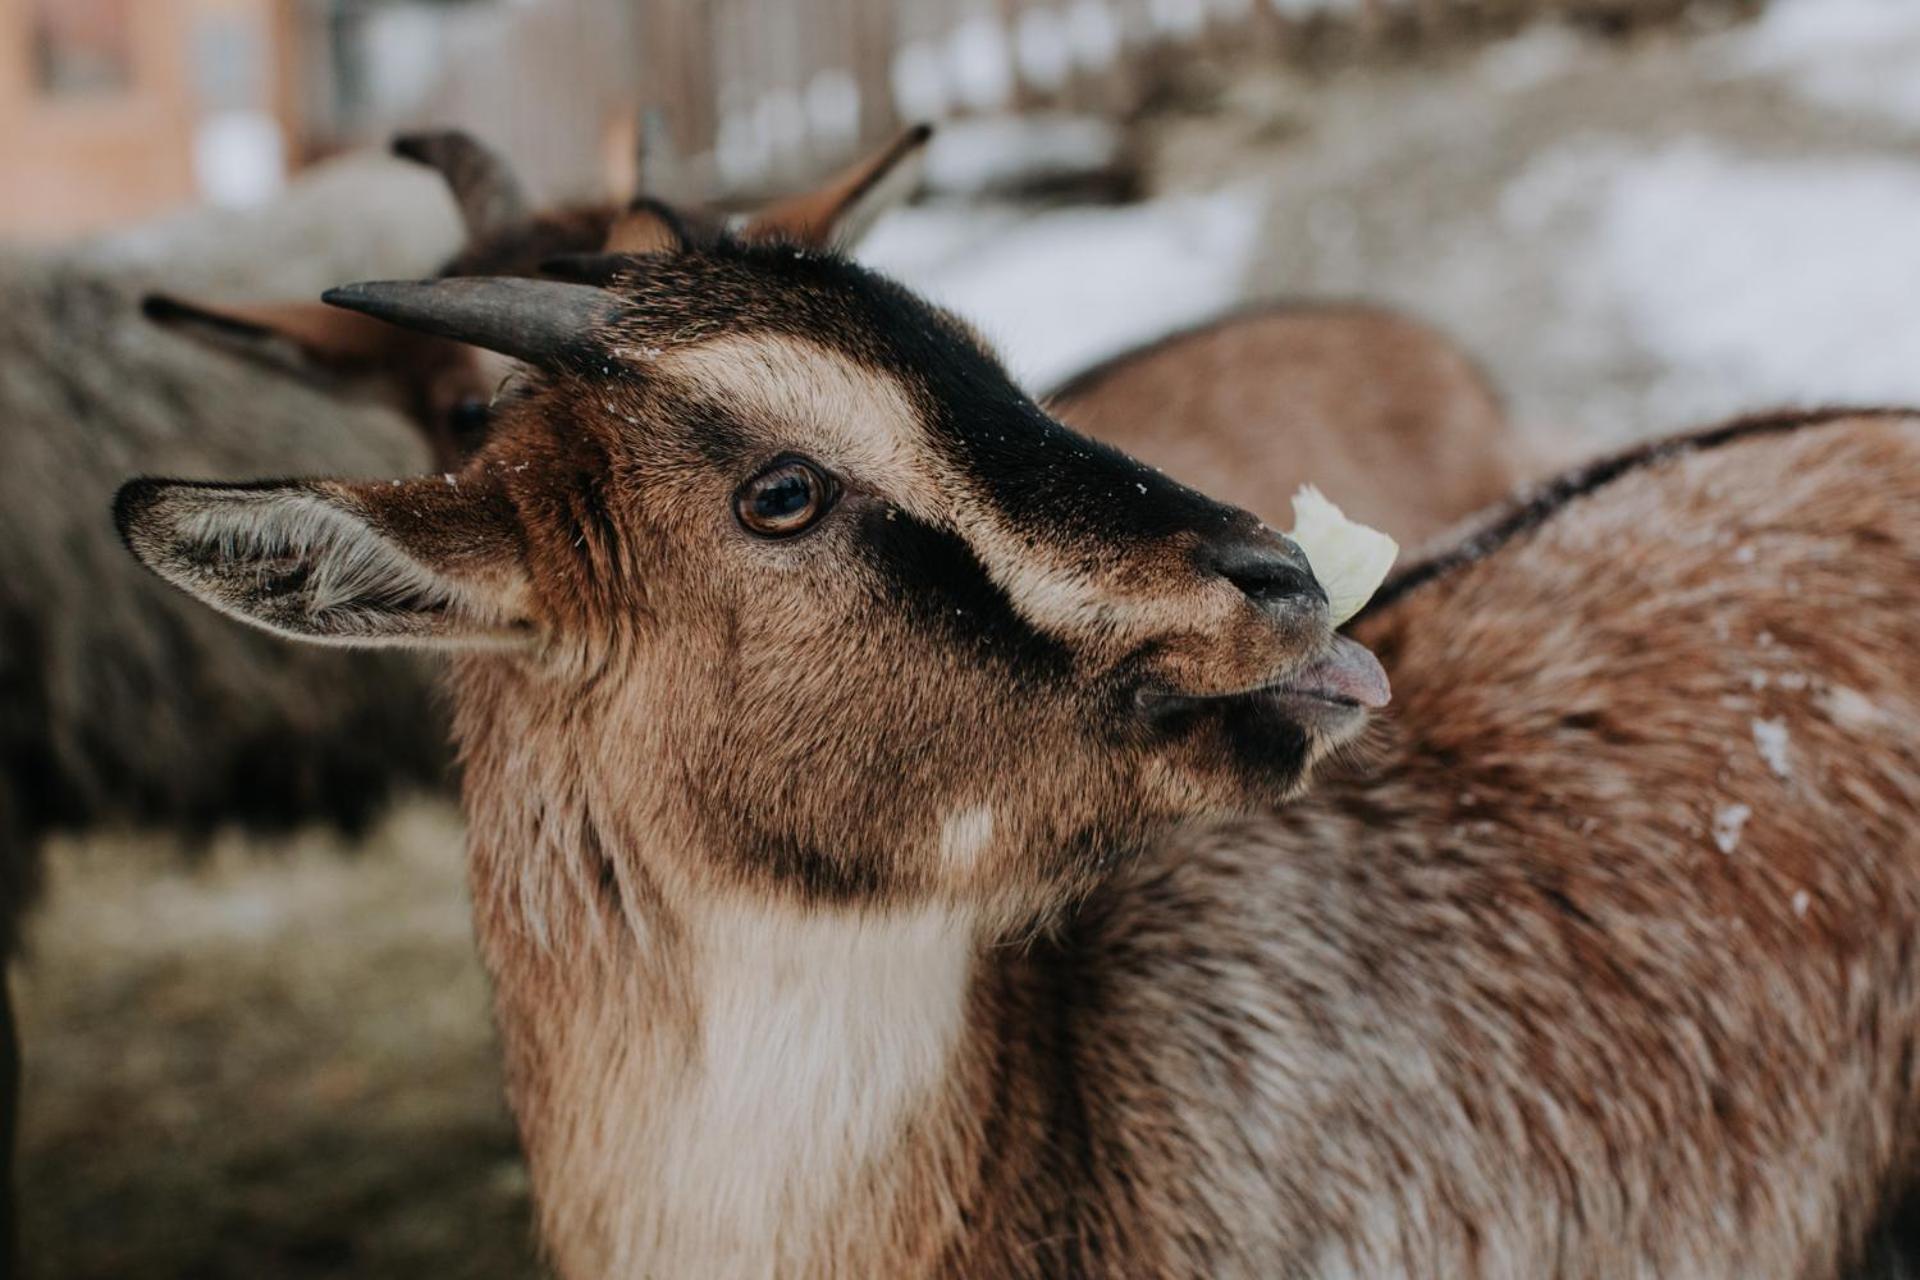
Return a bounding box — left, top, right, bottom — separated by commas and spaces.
635, 0, 1719, 195
315, 0, 1733, 202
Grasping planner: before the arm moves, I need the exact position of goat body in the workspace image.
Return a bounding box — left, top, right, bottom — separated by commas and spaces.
1049, 301, 1522, 547
458, 411, 1920, 1278
115, 237, 1920, 1278
0, 252, 450, 946
1063, 408, 1920, 1277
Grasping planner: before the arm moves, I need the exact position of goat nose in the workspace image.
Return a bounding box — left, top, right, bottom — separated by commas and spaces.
1204, 540, 1327, 611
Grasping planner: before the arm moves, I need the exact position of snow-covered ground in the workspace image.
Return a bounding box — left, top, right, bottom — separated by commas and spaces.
1722, 0, 1920, 127
1508, 6, 1920, 434
861, 183, 1265, 391
1541, 0, 1920, 425
866, 2, 1920, 452
1166, 3, 1920, 447
1531, 142, 1920, 421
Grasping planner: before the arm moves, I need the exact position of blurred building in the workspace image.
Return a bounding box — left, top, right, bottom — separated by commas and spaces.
0, 0, 307, 237
2, 0, 1714, 241
0, 0, 669, 238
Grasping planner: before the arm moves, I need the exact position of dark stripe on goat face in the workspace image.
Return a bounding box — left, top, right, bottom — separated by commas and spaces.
604, 246, 1255, 552
852, 506, 1073, 680
831, 270, 1250, 546
664, 395, 761, 473
933, 400, 1246, 549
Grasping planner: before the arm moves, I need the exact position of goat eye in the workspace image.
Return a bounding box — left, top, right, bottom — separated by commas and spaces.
735, 458, 836, 538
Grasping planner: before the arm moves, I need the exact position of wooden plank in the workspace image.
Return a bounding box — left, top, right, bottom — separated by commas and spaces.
848, 0, 900, 142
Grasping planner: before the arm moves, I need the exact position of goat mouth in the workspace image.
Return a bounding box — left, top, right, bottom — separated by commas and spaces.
1136, 636, 1392, 718
1262, 636, 1391, 710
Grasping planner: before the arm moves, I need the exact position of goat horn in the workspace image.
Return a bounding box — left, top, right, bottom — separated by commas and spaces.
321, 278, 624, 370
392, 130, 530, 241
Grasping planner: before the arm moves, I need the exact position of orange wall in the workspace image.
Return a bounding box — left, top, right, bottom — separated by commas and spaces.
0, 0, 298, 241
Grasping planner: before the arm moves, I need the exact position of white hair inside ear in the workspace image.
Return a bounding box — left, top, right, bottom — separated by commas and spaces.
115, 478, 532, 650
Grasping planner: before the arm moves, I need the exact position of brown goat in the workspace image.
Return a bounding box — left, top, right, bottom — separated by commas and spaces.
1046, 302, 1519, 546
148, 129, 1524, 551
116, 235, 1920, 1277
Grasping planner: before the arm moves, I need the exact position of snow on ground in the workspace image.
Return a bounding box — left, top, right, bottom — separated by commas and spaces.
1720, 0, 1920, 129
917, 113, 1127, 197
859, 183, 1265, 391
880, 85, 1920, 440
1190, 10, 1920, 446
1514, 139, 1920, 421
1474, 24, 1590, 94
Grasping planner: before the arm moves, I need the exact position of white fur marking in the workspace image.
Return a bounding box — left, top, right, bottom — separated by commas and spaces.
938, 804, 996, 873
1713, 803, 1752, 855
545, 903, 973, 1277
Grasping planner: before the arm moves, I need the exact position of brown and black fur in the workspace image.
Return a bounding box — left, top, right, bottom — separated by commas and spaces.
1047, 300, 1524, 547
115, 233, 1920, 1278
952, 406, 1920, 1277
139, 132, 629, 469
139, 128, 912, 470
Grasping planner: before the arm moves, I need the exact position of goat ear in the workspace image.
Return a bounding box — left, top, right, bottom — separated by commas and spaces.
115, 475, 533, 651
742, 124, 931, 250
143, 294, 422, 381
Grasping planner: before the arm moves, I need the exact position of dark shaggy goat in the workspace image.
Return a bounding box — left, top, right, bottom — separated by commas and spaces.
0, 252, 450, 916
0, 250, 451, 1260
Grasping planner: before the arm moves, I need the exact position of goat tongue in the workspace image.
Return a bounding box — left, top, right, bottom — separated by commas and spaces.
1282, 636, 1391, 708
